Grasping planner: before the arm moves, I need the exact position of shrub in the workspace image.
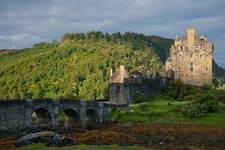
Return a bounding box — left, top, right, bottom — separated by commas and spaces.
182, 102, 208, 117
167, 79, 184, 99
167, 79, 198, 101
182, 94, 219, 117
133, 92, 146, 103
198, 95, 219, 113
139, 103, 149, 112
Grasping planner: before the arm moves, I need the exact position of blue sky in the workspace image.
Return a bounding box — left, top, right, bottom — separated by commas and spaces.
0, 0, 225, 67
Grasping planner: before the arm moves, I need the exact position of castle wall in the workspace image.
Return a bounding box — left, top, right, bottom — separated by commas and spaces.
109, 83, 129, 104
109, 77, 168, 104
127, 77, 168, 103
166, 28, 213, 86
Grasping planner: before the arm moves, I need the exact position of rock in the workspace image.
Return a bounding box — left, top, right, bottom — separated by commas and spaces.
16, 131, 73, 147
49, 133, 74, 147
159, 141, 165, 145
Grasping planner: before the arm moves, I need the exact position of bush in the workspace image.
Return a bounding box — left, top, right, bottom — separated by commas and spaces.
167, 80, 184, 99
198, 95, 219, 113
133, 92, 147, 103
182, 102, 208, 117
167, 79, 198, 101
182, 94, 219, 117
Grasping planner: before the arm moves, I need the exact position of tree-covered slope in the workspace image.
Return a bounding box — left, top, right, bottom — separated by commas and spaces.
0, 32, 224, 99
0, 32, 164, 99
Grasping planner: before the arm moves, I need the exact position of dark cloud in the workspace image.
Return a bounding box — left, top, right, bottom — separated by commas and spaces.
0, 0, 225, 67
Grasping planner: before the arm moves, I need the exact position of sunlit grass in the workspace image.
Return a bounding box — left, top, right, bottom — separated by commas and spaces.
106, 96, 225, 125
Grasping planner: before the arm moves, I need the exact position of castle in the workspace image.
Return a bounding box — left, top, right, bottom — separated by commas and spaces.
110, 28, 213, 104
166, 27, 213, 86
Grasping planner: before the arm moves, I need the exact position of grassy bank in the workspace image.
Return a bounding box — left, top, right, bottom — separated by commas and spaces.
16, 144, 147, 150
106, 96, 225, 125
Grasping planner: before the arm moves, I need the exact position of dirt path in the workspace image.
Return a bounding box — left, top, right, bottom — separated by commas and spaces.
1, 123, 225, 150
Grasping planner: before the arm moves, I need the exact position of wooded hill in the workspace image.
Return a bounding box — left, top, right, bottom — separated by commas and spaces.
0, 32, 224, 99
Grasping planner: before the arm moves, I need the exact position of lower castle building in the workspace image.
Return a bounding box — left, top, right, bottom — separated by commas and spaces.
109, 28, 213, 104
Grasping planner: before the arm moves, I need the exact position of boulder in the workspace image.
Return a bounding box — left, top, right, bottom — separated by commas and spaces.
16, 131, 74, 147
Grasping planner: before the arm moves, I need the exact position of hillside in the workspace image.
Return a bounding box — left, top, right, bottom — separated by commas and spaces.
0, 32, 224, 99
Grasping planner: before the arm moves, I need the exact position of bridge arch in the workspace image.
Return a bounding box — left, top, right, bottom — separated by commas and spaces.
86, 109, 99, 128
32, 108, 53, 129
59, 109, 80, 129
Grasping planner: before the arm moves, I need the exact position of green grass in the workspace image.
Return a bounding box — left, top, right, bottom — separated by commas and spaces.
16, 144, 148, 150
106, 96, 225, 125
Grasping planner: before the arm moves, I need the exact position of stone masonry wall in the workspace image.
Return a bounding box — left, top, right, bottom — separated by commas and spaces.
166, 28, 213, 86
0, 99, 112, 132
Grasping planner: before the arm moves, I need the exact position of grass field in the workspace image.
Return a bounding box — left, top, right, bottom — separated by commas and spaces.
106, 96, 225, 125
16, 144, 147, 150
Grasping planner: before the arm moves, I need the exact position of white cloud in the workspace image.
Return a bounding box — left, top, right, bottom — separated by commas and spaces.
0, 0, 225, 66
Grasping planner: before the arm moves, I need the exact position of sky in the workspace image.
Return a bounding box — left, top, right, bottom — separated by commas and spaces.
0, 0, 225, 67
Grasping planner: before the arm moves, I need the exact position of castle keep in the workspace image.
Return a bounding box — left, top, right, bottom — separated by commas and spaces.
166, 28, 213, 86
110, 28, 213, 104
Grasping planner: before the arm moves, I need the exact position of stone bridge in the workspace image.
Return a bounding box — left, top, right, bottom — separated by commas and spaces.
0, 99, 126, 131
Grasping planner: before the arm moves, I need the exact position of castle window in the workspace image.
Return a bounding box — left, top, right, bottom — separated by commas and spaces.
190, 63, 194, 72
206, 67, 208, 71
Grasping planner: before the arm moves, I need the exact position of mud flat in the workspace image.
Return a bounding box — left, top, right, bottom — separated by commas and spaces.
0, 123, 225, 150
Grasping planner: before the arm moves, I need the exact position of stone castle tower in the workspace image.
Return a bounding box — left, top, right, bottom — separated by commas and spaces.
109, 65, 130, 104
166, 27, 213, 86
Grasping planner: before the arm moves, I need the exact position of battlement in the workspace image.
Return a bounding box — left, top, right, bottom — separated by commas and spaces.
174, 28, 213, 52
166, 28, 213, 86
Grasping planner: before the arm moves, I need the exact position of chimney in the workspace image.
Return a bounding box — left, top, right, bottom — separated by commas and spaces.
110, 68, 113, 77
119, 65, 128, 83
186, 27, 196, 46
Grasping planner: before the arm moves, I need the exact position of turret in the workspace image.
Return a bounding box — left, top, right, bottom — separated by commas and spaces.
186, 27, 196, 46
109, 65, 129, 83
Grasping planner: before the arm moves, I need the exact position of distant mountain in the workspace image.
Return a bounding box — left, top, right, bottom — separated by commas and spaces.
213, 61, 225, 83
0, 32, 224, 99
